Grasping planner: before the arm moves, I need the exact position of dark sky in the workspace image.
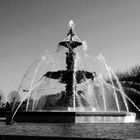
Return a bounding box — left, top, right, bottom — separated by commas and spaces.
0, 0, 140, 95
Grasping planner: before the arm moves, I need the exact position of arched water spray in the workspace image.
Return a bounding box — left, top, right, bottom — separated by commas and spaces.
11, 80, 44, 122
105, 81, 140, 112
26, 60, 41, 111
25, 56, 49, 111
109, 67, 129, 112
125, 87, 140, 95
31, 54, 55, 111
97, 75, 107, 111
121, 81, 140, 96
97, 54, 120, 112
123, 93, 140, 112
11, 93, 28, 123
13, 51, 56, 112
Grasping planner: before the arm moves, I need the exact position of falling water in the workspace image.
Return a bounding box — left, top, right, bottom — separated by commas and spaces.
97, 75, 107, 111
121, 81, 140, 95
11, 92, 28, 123
97, 54, 120, 112
26, 56, 46, 111
102, 79, 140, 112
123, 93, 140, 112
109, 67, 129, 112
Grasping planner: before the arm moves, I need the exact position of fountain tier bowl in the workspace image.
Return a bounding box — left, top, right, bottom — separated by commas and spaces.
5, 109, 136, 124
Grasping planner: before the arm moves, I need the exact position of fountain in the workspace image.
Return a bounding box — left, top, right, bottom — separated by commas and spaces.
6, 20, 137, 124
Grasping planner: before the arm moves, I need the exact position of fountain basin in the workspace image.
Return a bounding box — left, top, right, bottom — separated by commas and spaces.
76, 111, 136, 123
5, 111, 136, 124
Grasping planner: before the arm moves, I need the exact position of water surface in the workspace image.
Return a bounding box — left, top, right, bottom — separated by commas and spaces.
0, 121, 140, 139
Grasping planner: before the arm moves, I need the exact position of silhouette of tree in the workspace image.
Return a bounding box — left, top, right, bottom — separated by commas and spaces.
116, 64, 140, 113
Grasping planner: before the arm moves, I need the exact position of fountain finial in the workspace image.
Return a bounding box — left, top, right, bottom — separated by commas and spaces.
69, 20, 75, 30
67, 20, 75, 41
58, 20, 82, 49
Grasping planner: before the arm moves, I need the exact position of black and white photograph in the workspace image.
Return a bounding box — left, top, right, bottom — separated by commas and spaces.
0, 0, 140, 139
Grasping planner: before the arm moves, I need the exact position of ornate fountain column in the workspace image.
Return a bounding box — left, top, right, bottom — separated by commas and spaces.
43, 20, 94, 107
65, 48, 76, 106
58, 21, 82, 107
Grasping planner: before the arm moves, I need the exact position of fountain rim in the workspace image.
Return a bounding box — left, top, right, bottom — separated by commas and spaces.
5, 110, 136, 124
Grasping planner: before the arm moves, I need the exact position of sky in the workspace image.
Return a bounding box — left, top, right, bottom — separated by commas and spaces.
0, 0, 140, 96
